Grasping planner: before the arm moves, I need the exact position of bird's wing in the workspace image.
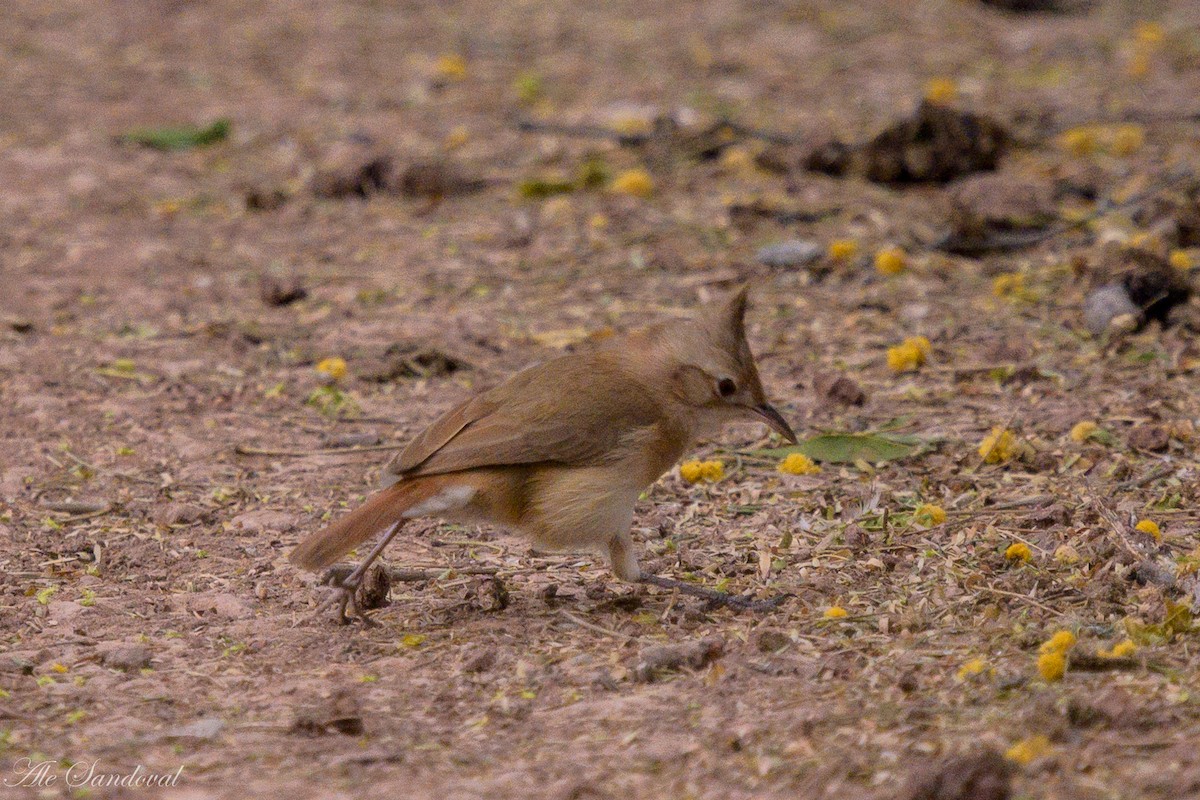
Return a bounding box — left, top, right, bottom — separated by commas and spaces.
385, 353, 664, 477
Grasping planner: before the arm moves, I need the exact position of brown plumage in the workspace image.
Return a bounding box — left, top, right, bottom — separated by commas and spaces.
290, 287, 797, 621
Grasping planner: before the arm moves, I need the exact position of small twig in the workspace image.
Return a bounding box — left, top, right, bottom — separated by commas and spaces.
1115, 463, 1175, 492
557, 608, 632, 640
975, 584, 1064, 616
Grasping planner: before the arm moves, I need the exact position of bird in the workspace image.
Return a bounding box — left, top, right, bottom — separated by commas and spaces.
289, 286, 797, 623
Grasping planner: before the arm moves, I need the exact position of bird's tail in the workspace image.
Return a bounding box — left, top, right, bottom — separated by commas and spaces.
289, 477, 449, 571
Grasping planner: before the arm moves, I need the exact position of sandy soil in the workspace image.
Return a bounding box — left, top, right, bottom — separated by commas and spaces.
2, 1, 1200, 798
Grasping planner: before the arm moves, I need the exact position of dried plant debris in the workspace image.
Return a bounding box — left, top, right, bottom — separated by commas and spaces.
1082, 245, 1193, 334
312, 150, 396, 198
354, 564, 392, 611
359, 342, 470, 382
805, 101, 1007, 184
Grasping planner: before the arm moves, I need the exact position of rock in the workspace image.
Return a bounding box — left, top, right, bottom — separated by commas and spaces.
100, 643, 152, 671
755, 630, 790, 653
632, 636, 724, 682
813, 373, 866, 407
1083, 283, 1141, 335
1127, 424, 1170, 452
290, 687, 363, 737
48, 600, 86, 624
187, 592, 253, 619
462, 649, 497, 674
355, 564, 391, 611
947, 173, 1056, 245
227, 510, 298, 534
755, 240, 822, 269
258, 274, 307, 307
154, 502, 205, 527
903, 749, 1012, 800
160, 717, 225, 742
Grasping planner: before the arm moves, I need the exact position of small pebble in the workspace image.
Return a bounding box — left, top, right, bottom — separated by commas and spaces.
756, 240, 822, 269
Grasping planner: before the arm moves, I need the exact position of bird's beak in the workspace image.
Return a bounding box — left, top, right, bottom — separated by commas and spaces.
753, 404, 798, 444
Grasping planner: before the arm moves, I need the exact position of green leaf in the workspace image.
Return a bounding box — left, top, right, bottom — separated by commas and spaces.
751, 432, 931, 464
118, 118, 231, 151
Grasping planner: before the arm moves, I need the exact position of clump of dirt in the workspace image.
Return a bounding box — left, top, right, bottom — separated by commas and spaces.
359, 343, 470, 381
804, 101, 1008, 184
903, 750, 1013, 800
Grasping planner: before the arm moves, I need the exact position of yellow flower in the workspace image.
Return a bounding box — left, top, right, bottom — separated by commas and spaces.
1134, 21, 1165, 46
874, 247, 908, 276
315, 357, 347, 382
956, 657, 991, 681
1005, 542, 1032, 563
611, 168, 654, 198
443, 126, 470, 150
828, 239, 859, 261
435, 54, 467, 81
1005, 735, 1053, 766
924, 77, 958, 104
887, 336, 931, 373
680, 459, 723, 483
1135, 519, 1162, 542
1110, 124, 1145, 157
778, 453, 821, 475
978, 427, 1017, 463
1098, 639, 1136, 659
914, 504, 946, 526
1069, 421, 1098, 442
823, 606, 848, 619
1169, 250, 1192, 271
1060, 127, 1098, 156
1039, 630, 1077, 655
1037, 651, 1066, 682
992, 272, 1027, 299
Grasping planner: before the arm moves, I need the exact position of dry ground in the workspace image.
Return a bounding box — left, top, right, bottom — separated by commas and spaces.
2, 1, 1200, 798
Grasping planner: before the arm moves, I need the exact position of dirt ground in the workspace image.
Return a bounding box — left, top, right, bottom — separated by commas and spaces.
3, 1, 1200, 798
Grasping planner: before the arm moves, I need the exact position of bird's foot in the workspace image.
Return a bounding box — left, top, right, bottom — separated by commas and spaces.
316, 567, 379, 627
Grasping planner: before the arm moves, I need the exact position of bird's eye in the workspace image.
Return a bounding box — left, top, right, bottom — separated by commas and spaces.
717, 377, 737, 397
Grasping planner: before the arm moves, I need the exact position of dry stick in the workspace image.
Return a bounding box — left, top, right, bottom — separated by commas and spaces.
932, 165, 1195, 254
556, 609, 632, 640
975, 584, 1064, 616
235, 443, 405, 457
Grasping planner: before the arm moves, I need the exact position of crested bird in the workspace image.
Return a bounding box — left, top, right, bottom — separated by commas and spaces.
290, 287, 797, 623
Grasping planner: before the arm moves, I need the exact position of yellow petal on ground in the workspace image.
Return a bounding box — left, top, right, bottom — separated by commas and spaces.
611, 168, 654, 198
315, 357, 347, 381
1005, 735, 1053, 766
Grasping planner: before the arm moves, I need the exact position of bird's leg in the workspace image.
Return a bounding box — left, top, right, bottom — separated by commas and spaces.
607, 531, 788, 613
637, 574, 790, 613
316, 520, 403, 626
